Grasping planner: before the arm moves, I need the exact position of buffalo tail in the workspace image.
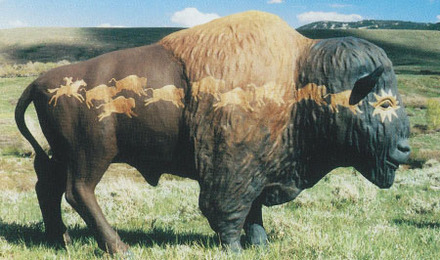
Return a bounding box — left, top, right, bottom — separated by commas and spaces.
15, 83, 51, 176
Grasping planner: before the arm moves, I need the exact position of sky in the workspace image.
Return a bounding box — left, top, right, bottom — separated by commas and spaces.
1, 0, 439, 29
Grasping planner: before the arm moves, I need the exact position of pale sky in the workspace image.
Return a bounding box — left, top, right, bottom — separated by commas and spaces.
1, 0, 439, 29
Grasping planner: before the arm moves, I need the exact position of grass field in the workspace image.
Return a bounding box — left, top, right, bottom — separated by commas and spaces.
0, 27, 440, 259
1, 159, 439, 259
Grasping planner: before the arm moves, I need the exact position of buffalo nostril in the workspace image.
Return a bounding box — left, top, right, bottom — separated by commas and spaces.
390, 139, 411, 165
397, 139, 411, 154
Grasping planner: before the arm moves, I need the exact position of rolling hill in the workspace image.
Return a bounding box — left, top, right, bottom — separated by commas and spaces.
0, 26, 439, 75
298, 20, 440, 30
0, 27, 182, 64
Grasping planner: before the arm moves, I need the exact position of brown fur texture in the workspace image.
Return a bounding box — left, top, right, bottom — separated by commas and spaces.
160, 11, 314, 88
160, 11, 316, 142
160, 12, 318, 245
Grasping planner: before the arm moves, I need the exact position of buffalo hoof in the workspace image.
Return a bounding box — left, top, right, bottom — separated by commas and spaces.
245, 224, 268, 246
100, 241, 130, 256
46, 230, 71, 249
62, 231, 72, 245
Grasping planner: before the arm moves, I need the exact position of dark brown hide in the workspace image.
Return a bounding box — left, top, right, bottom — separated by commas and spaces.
16, 44, 191, 253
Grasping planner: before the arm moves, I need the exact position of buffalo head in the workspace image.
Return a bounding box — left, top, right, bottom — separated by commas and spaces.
297, 37, 410, 188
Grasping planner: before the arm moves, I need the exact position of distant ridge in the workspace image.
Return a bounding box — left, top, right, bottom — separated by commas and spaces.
297, 20, 440, 30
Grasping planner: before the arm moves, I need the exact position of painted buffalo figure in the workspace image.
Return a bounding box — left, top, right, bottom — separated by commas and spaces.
15, 11, 410, 254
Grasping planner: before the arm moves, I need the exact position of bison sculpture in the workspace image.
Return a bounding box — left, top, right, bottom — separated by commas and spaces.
15, 11, 410, 254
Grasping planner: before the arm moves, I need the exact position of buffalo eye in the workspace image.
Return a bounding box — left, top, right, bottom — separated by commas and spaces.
369, 90, 401, 123
379, 99, 392, 109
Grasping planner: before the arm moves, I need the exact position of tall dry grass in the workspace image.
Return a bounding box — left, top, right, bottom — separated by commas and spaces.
0, 60, 70, 78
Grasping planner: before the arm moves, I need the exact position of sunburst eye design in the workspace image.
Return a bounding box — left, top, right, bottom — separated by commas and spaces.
369, 89, 400, 123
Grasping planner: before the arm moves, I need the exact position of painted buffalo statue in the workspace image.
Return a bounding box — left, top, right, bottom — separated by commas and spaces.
15, 11, 410, 254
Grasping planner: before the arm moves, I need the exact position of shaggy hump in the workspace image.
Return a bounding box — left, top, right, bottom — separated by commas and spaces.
160, 11, 314, 90
299, 37, 394, 92
161, 11, 317, 143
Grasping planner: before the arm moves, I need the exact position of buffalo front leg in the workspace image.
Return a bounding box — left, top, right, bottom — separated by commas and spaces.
65, 156, 128, 254
199, 192, 244, 251
34, 154, 70, 247
244, 199, 267, 246
199, 182, 263, 252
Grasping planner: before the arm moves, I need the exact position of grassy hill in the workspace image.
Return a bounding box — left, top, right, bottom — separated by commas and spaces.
1, 27, 440, 75
0, 27, 182, 64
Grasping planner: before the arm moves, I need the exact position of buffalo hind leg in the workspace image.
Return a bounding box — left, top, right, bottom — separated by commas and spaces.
34, 154, 70, 247
244, 199, 267, 247
65, 155, 128, 254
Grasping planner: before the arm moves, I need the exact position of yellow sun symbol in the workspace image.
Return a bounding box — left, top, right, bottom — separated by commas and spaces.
369, 89, 400, 123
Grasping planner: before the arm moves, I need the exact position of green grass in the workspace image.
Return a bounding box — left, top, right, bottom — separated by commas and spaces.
395, 73, 440, 165
0, 77, 47, 156
0, 77, 36, 114
426, 99, 440, 130
1, 161, 440, 259
398, 74, 440, 98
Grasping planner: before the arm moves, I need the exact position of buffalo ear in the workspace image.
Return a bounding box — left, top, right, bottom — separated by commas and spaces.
349, 66, 384, 105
